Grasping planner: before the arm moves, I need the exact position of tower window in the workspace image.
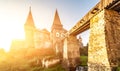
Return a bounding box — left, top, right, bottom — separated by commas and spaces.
56, 32, 60, 37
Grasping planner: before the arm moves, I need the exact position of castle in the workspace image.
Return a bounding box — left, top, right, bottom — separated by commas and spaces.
10, 8, 67, 55
10, 8, 83, 70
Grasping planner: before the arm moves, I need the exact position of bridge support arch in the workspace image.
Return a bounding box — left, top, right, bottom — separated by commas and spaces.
88, 9, 120, 71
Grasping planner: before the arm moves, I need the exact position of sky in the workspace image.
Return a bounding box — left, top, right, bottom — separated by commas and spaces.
0, 0, 99, 51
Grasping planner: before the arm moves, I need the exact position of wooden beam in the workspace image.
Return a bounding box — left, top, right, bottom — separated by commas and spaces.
69, 0, 120, 35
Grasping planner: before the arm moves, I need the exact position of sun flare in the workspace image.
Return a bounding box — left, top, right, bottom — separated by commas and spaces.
0, 26, 25, 52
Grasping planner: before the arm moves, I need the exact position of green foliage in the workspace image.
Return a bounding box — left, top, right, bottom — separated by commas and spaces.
0, 47, 65, 71
80, 56, 88, 66
24, 64, 65, 71
41, 64, 65, 71
30, 67, 43, 71
80, 45, 88, 56
0, 55, 31, 71
117, 67, 120, 71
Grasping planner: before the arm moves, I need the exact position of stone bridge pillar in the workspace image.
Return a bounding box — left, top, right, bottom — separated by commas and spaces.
63, 35, 80, 71
88, 9, 120, 71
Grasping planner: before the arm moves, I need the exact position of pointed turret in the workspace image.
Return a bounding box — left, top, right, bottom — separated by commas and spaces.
24, 7, 35, 48
24, 7, 35, 27
50, 10, 67, 57
51, 10, 63, 31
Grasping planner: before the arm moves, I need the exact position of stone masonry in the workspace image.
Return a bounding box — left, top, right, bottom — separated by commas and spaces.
104, 9, 120, 67
63, 35, 80, 71
88, 9, 120, 71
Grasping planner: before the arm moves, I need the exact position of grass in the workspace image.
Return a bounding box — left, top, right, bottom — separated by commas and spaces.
80, 56, 88, 66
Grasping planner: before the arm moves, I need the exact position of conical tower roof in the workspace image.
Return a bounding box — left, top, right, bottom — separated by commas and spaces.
51, 10, 63, 31
24, 7, 35, 27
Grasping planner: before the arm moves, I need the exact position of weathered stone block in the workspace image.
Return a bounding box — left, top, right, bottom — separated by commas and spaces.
89, 9, 120, 71
63, 35, 80, 71
105, 9, 120, 67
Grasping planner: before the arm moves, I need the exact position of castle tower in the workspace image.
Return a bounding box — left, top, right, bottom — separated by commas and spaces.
51, 10, 63, 31
24, 7, 35, 48
51, 10, 67, 57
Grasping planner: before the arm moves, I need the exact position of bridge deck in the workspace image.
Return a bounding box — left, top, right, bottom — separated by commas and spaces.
68, 0, 120, 36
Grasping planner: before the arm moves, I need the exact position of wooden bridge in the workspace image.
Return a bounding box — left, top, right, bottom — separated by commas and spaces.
63, 0, 120, 71
68, 0, 120, 36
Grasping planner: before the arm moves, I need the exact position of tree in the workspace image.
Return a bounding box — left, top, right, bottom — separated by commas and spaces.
80, 43, 88, 56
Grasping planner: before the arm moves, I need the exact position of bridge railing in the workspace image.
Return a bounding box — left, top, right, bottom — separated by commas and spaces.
101, 0, 115, 9
68, 0, 120, 36
68, 2, 101, 35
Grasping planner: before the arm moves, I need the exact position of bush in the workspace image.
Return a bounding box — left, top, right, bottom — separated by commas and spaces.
117, 67, 120, 71
80, 56, 88, 66
41, 64, 65, 71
